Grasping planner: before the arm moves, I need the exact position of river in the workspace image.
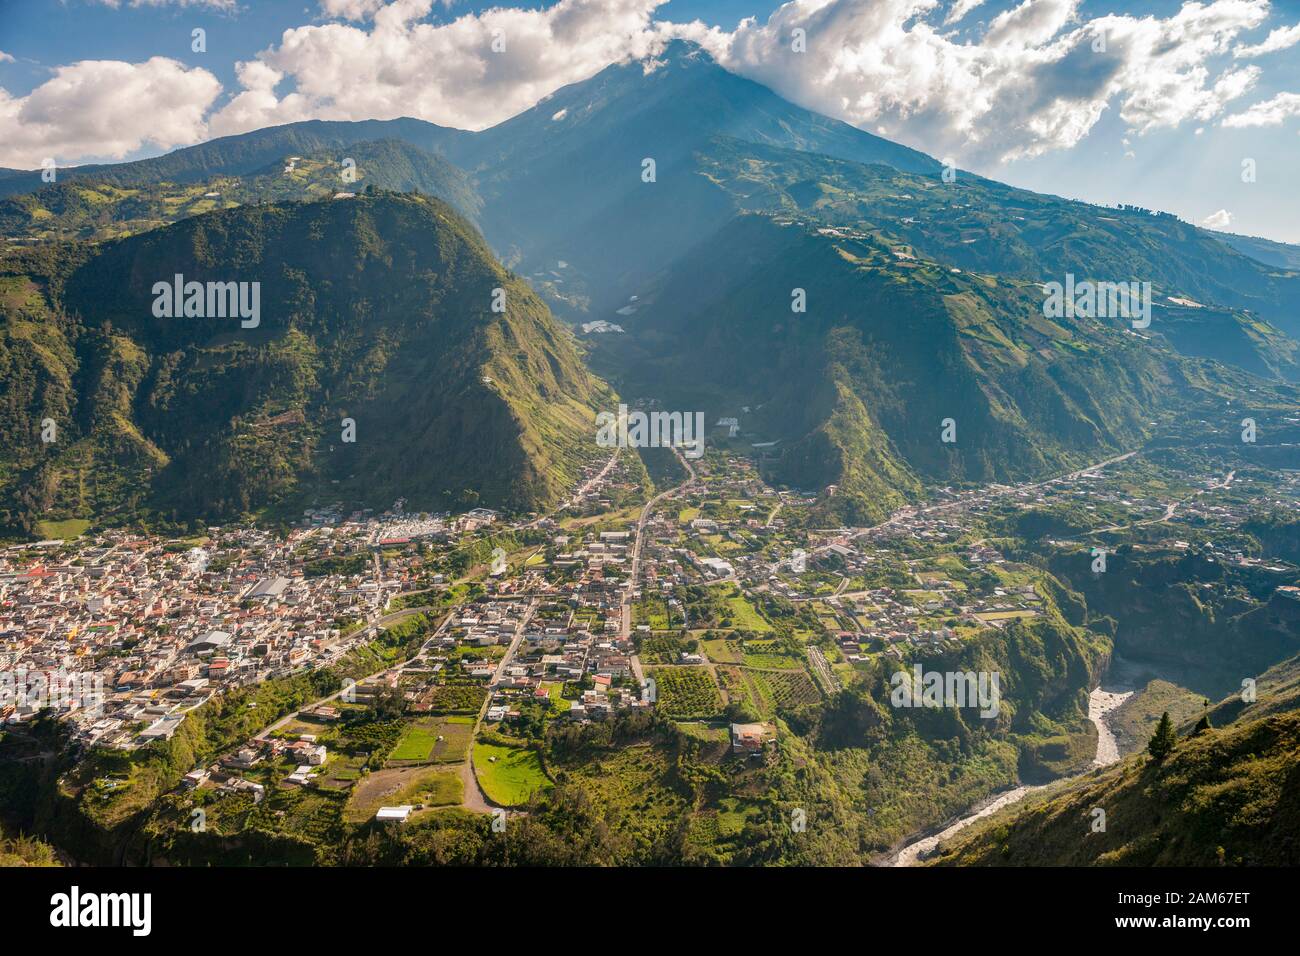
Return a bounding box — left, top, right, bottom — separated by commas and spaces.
890, 676, 1136, 866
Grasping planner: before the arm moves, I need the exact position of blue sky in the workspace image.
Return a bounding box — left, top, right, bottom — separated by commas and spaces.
2, 0, 1298, 242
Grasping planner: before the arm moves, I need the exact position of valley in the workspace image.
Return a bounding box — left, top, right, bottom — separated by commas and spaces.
1, 38, 1298, 871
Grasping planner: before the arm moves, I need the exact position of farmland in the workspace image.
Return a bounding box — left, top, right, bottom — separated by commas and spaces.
649, 666, 723, 718
387, 715, 475, 765
473, 742, 552, 806
344, 766, 464, 823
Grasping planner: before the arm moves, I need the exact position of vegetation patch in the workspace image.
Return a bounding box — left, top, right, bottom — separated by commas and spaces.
473, 741, 552, 806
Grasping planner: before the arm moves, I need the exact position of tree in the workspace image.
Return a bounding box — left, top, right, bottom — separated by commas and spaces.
1148, 711, 1177, 760
1193, 700, 1213, 735
368, 682, 406, 721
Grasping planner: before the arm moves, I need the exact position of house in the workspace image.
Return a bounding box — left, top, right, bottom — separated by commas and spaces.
730, 722, 773, 756
285, 765, 316, 786
376, 805, 414, 823
182, 769, 210, 789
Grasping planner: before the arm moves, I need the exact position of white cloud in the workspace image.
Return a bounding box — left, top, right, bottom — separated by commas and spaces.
1222, 90, 1300, 127
1202, 208, 1232, 229
1234, 22, 1300, 57
0, 51, 14, 64
0, 57, 221, 168
318, 0, 388, 20
209, 0, 671, 136
944, 0, 986, 26
709, 0, 1268, 163
3, 0, 1290, 169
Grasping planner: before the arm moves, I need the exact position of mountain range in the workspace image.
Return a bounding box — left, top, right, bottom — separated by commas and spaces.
2, 39, 1299, 532
0, 193, 610, 534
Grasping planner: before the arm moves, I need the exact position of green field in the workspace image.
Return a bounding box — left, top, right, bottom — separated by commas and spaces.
700, 637, 743, 664
741, 640, 803, 669
725, 591, 773, 632
389, 719, 441, 762
35, 518, 91, 540
473, 742, 552, 806
430, 716, 475, 762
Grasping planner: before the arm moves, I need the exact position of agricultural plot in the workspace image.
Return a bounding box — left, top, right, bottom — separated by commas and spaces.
723, 591, 773, 632
975, 609, 1041, 621
314, 753, 368, 792
387, 716, 475, 765
741, 640, 804, 669
750, 670, 822, 711
473, 742, 552, 806
716, 666, 759, 712
699, 637, 742, 664
344, 766, 463, 823
427, 682, 487, 714
633, 596, 674, 630
388, 718, 441, 762
650, 666, 723, 718
639, 633, 693, 664
430, 716, 475, 762
673, 721, 731, 745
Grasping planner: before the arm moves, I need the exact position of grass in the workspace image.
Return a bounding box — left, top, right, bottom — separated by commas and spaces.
473, 742, 552, 806
344, 766, 463, 823
723, 589, 773, 633
388, 718, 441, 762
974, 609, 1040, 622
35, 518, 91, 540
429, 717, 475, 763
700, 638, 742, 664
740, 640, 803, 669
1111, 679, 1206, 755
558, 741, 690, 846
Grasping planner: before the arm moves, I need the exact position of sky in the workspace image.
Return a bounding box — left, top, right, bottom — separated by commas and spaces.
1, 0, 1298, 242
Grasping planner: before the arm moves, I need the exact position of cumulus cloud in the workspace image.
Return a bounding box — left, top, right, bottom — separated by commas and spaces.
1234, 22, 1300, 56
1222, 90, 1300, 127
0, 51, 15, 64
1202, 208, 1232, 229
3, 0, 1292, 168
209, 0, 672, 135
944, 0, 986, 25
319, 0, 389, 20
709, 0, 1269, 163
0, 57, 221, 168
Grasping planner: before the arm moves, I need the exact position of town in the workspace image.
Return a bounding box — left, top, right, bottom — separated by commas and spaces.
3, 435, 1297, 832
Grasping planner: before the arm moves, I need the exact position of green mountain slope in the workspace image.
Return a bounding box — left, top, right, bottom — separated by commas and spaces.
0, 192, 612, 534
591, 213, 1298, 523
926, 649, 1300, 866
0, 118, 467, 197
0, 139, 481, 243
687, 135, 1300, 355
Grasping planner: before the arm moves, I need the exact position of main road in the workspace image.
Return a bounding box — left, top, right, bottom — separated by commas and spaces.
622, 447, 700, 642
813, 450, 1140, 557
